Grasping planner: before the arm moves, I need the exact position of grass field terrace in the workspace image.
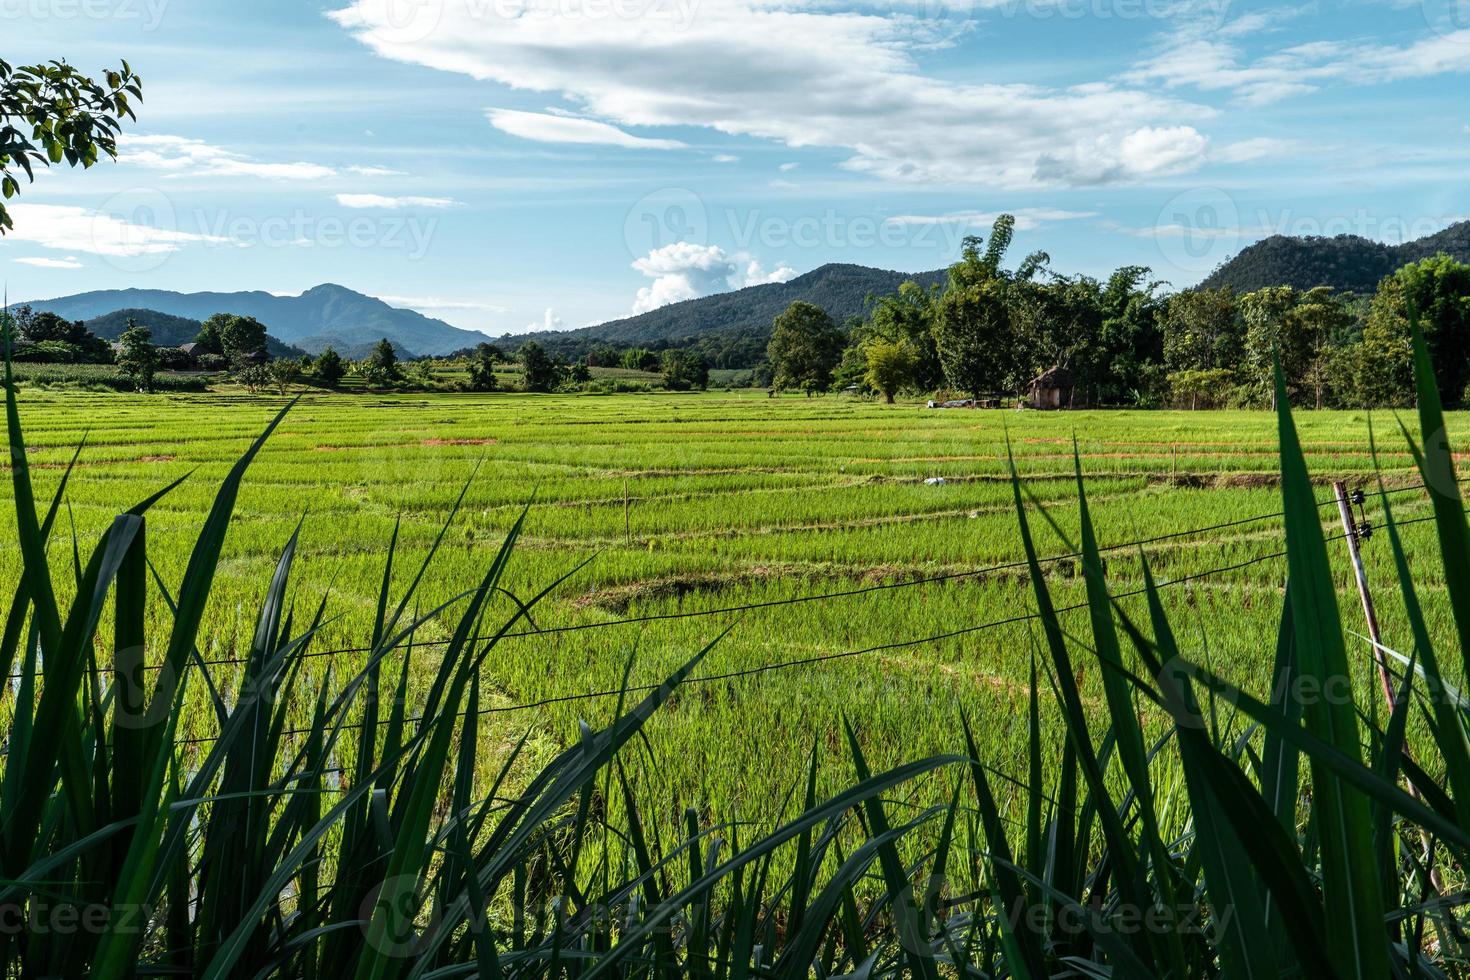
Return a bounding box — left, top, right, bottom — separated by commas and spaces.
2, 387, 1462, 839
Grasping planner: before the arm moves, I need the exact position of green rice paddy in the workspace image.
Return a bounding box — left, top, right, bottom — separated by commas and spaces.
2, 388, 1460, 823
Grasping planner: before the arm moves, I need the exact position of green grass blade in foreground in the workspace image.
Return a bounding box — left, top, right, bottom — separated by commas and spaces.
1403, 308, 1470, 691
1005, 441, 1151, 965
1370, 418, 1470, 821
1272, 358, 1387, 979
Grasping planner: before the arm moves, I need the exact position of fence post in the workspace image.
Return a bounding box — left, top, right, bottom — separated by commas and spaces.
1332, 480, 1396, 708
1334, 480, 1443, 890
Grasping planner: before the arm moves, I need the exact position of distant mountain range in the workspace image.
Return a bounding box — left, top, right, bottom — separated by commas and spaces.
1201, 220, 1470, 294
22, 284, 487, 357
496, 263, 949, 358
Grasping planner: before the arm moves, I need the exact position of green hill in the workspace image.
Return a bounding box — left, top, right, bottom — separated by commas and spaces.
1200, 220, 1470, 294
495, 263, 948, 365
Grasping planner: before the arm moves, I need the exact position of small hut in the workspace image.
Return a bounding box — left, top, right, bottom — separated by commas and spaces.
1028, 365, 1074, 410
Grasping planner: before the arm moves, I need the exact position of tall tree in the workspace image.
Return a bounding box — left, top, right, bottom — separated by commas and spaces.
467, 343, 500, 392
0, 58, 141, 232
866, 281, 943, 391
1240, 286, 1301, 406
313, 347, 346, 388
863, 338, 917, 403
766, 301, 845, 395
932, 215, 1047, 398
115, 318, 158, 393
363, 338, 401, 386
1163, 287, 1242, 374
518, 341, 560, 392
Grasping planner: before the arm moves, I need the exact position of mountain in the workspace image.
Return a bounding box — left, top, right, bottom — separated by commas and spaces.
23, 284, 487, 357
495, 263, 949, 363
1200, 220, 1470, 295
83, 309, 304, 359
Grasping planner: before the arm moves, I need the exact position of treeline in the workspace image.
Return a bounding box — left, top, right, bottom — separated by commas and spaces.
761, 215, 1470, 408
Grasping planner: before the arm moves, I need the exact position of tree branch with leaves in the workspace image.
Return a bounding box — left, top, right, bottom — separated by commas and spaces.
0, 57, 142, 233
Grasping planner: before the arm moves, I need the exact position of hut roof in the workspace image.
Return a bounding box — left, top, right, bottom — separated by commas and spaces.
1031, 365, 1074, 389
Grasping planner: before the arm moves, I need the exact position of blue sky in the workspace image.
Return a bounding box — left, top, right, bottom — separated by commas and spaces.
5, 0, 1469, 337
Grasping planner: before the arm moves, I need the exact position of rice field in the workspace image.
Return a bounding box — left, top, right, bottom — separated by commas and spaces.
2, 387, 1462, 825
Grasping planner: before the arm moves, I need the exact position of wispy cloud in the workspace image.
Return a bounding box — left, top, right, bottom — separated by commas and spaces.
487, 108, 688, 149
122, 134, 339, 180
335, 193, 460, 209
13, 255, 84, 269
5, 204, 227, 257
885, 207, 1098, 231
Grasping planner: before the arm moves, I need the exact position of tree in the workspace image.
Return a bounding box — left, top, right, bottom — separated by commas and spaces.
363, 338, 401, 386
1239, 286, 1301, 407
115, 319, 158, 393
621, 348, 661, 372
10, 306, 111, 362
660, 349, 708, 391
268, 358, 300, 395
313, 347, 346, 388
467, 343, 500, 391
519, 341, 559, 392
0, 58, 141, 233
197, 313, 269, 365
866, 282, 943, 391
932, 214, 1048, 398
766, 301, 844, 394
864, 338, 917, 403
1391, 255, 1470, 405
1163, 288, 1242, 375
934, 275, 1013, 398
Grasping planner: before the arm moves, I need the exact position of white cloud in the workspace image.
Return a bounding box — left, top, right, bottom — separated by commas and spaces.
631, 241, 794, 314
122, 134, 339, 181
712, 153, 740, 163
1213, 137, 1299, 163
346, 165, 406, 176
5, 204, 228, 257
330, 0, 1212, 188
335, 193, 460, 209
487, 108, 687, 149
380, 294, 509, 313
885, 207, 1098, 231
1126, 24, 1470, 106
528, 308, 564, 331
779, 162, 800, 172
13, 255, 84, 269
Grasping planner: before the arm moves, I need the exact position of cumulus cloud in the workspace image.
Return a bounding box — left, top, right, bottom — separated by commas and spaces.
335, 193, 460, 208
14, 255, 84, 269
631, 242, 795, 314
122, 135, 339, 180
329, 0, 1213, 187
528, 308, 564, 331
5, 204, 228, 257
487, 108, 687, 149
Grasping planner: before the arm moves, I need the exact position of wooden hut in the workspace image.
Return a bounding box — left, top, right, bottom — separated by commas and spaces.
1028, 365, 1074, 409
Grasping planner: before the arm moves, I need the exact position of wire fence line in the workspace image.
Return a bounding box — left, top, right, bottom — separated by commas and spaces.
29, 477, 1435, 689
166, 509, 1450, 748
